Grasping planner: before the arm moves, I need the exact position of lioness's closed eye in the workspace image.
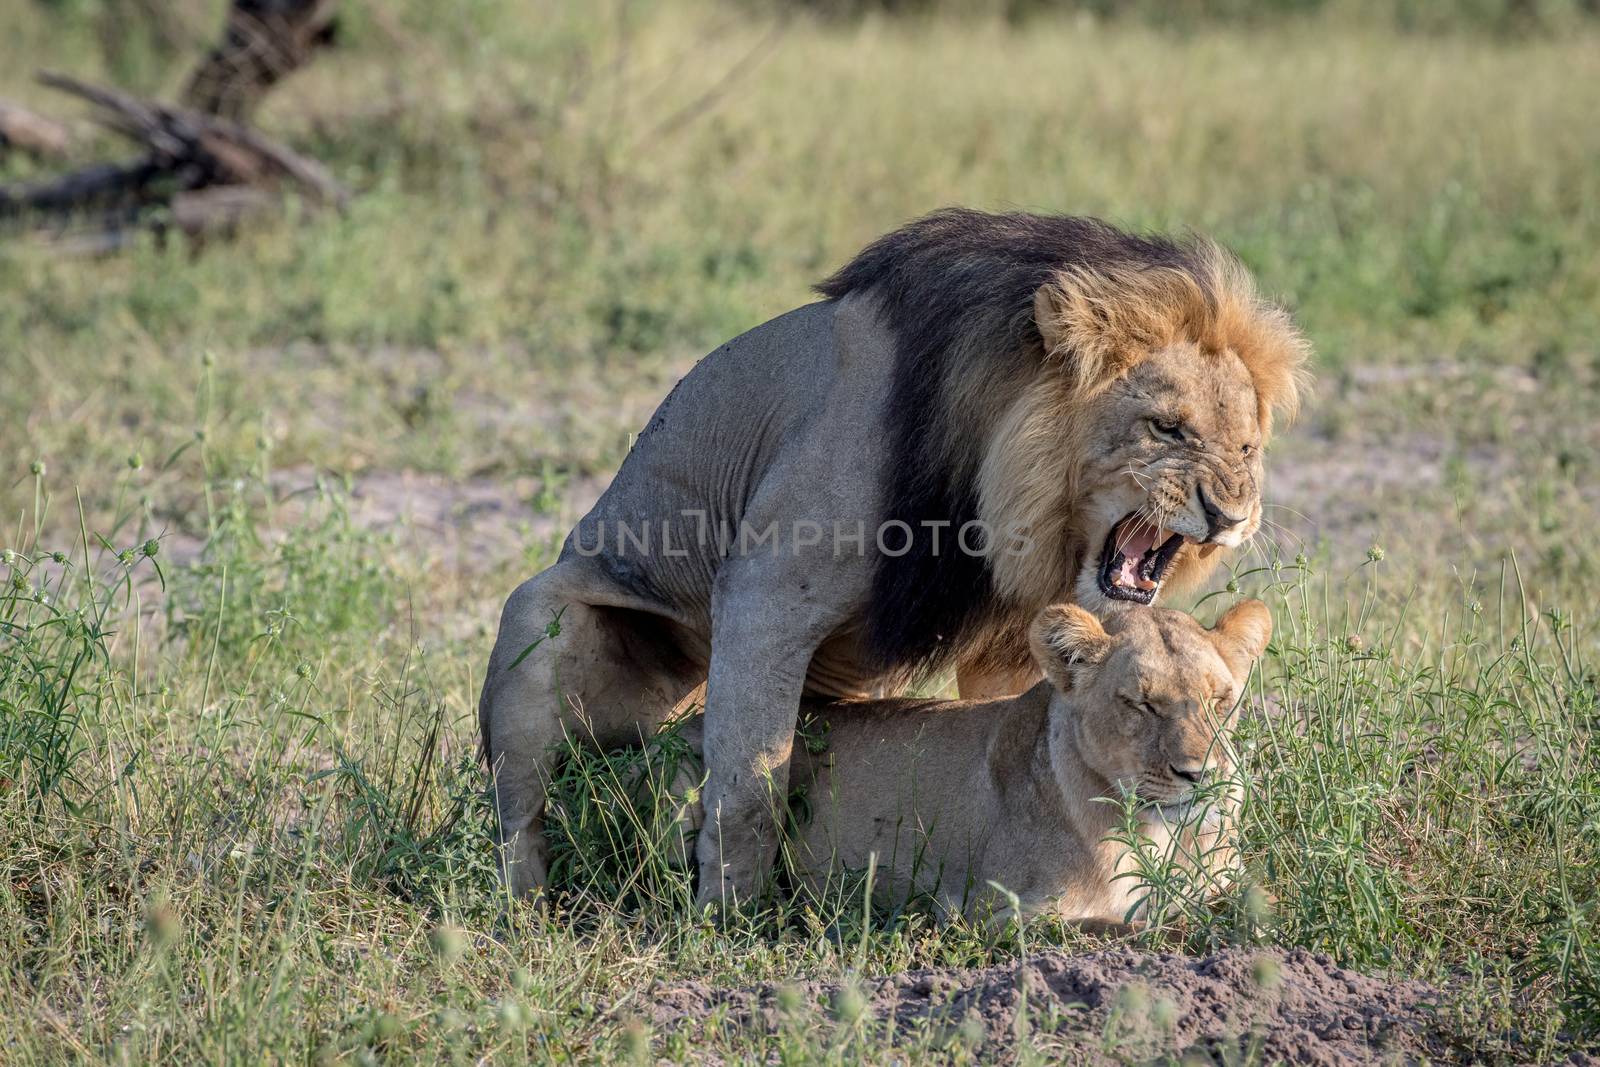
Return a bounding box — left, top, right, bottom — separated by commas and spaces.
670, 600, 1271, 924
1027, 599, 1272, 820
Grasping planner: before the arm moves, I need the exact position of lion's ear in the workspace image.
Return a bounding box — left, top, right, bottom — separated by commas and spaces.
1034, 265, 1204, 395
1029, 604, 1111, 693
1210, 599, 1272, 672
1034, 276, 1142, 394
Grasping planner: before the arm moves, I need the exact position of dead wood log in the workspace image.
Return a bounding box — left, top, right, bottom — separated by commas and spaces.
26, 71, 346, 206
11, 185, 278, 256
184, 0, 340, 121
0, 0, 345, 247
170, 184, 279, 236
0, 72, 345, 248
0, 100, 72, 159
0, 159, 165, 221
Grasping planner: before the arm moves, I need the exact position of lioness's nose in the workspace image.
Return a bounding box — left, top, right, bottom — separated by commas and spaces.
1198, 486, 1245, 541
1170, 763, 1208, 785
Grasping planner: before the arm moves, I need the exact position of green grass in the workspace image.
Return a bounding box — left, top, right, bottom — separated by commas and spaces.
1, 0, 1598, 1062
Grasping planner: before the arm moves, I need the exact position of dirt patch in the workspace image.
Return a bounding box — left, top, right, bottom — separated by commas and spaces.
642, 946, 1519, 1064
328, 467, 609, 571
155, 465, 609, 574
1253, 356, 1596, 572
1263, 431, 1508, 556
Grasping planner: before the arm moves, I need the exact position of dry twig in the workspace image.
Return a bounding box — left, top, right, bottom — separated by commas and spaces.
0, 100, 72, 159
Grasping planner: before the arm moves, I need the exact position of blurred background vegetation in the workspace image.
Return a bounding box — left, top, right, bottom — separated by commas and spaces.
775, 0, 1600, 30
1, 1, 1598, 1062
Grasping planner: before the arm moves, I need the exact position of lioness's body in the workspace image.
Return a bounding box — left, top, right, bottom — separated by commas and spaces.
481, 211, 1306, 905
678, 601, 1270, 923
788, 686, 1156, 922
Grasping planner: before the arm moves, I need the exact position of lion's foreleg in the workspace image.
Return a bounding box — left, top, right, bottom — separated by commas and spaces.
695, 632, 807, 909
694, 578, 846, 910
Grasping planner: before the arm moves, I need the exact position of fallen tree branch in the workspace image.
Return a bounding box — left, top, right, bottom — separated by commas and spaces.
0, 159, 163, 220
35, 70, 346, 207
0, 71, 345, 226
0, 100, 72, 159
0, 0, 345, 249
170, 184, 280, 236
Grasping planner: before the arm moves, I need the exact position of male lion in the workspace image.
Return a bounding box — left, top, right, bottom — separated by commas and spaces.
480, 209, 1307, 905
670, 599, 1272, 924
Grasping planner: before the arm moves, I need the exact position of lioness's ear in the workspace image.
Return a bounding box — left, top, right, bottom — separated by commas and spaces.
1210, 599, 1272, 671
1029, 604, 1111, 693
1033, 265, 1205, 396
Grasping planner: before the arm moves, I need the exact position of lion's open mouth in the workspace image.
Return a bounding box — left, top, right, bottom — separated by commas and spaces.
1097, 513, 1185, 605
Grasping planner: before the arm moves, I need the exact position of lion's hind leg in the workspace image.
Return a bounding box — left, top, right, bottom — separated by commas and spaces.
479, 564, 703, 898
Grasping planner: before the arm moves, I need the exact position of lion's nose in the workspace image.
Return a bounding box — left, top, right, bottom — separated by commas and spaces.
1198, 486, 1245, 541
1170, 763, 1208, 785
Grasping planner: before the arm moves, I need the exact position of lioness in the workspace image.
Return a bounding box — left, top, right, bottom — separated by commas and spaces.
481, 210, 1307, 906
676, 599, 1271, 923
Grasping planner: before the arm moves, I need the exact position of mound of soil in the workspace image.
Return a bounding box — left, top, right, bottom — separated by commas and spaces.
647, 947, 1483, 1064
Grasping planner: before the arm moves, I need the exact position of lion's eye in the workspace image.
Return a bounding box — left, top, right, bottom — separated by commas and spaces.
1120, 695, 1157, 717
1150, 418, 1185, 442
1241, 443, 1255, 457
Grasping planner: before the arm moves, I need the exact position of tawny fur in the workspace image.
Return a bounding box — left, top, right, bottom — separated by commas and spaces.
672, 600, 1273, 924
963, 243, 1308, 679
1032, 242, 1311, 428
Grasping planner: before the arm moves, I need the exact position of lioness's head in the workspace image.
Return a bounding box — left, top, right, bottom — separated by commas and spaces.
1028, 600, 1271, 810
978, 244, 1309, 615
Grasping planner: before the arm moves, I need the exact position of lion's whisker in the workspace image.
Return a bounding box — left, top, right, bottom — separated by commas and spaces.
1257, 516, 1307, 551
1261, 502, 1312, 524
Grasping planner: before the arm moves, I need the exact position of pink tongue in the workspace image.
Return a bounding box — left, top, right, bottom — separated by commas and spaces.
1118, 524, 1162, 589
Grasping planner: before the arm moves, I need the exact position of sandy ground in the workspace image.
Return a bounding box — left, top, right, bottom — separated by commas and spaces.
641, 945, 1581, 1065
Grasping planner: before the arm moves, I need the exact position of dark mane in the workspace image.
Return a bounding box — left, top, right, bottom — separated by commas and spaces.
816, 209, 1202, 329
816, 209, 1211, 675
